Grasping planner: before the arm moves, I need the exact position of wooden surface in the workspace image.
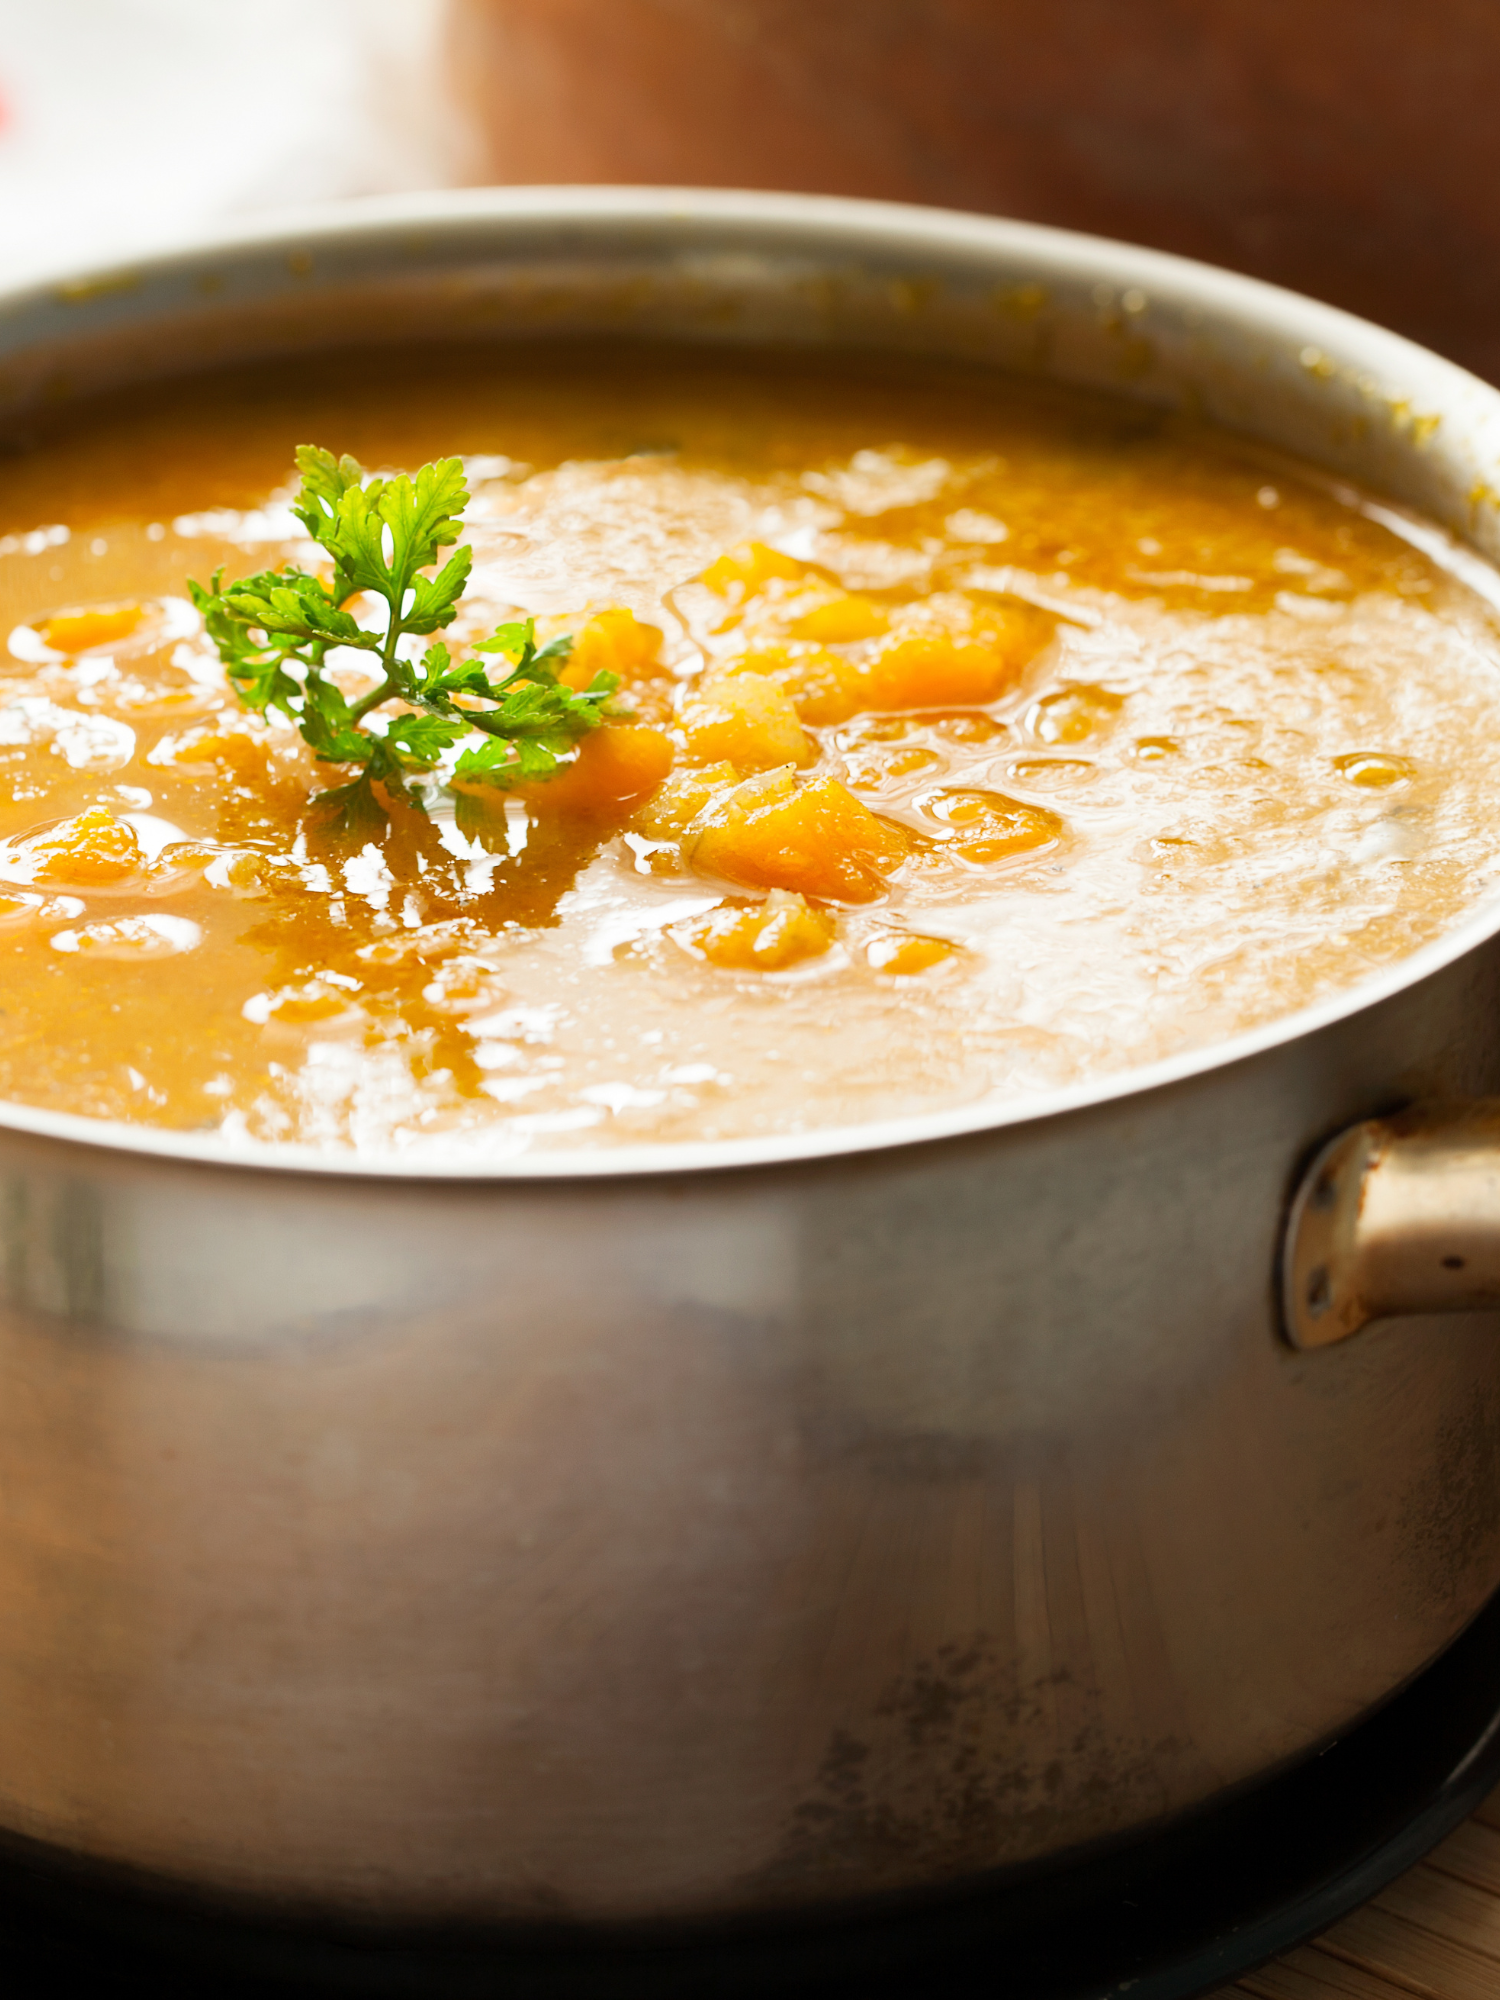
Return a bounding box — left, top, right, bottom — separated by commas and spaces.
1218, 1785, 1500, 1999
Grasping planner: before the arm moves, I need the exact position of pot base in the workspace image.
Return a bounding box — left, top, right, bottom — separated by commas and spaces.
6, 1596, 1500, 2000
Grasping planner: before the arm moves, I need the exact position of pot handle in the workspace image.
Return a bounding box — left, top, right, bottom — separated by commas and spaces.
1283, 1102, 1500, 1348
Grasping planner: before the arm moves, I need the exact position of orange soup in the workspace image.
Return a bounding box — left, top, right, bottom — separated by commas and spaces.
0, 342, 1496, 1155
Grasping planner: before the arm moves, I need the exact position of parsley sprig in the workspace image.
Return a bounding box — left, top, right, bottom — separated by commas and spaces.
189, 446, 619, 827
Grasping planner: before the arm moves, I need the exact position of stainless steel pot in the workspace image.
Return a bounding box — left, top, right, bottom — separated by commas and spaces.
3, 188, 1500, 1927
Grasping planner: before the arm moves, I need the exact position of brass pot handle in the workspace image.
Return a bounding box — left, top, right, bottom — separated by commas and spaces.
1283, 1102, 1500, 1348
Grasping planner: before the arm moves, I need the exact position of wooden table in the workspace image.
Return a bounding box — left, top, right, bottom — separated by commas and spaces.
1220, 1787, 1500, 1999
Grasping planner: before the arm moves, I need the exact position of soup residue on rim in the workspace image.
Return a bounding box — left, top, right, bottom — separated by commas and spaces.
0, 341, 1497, 1156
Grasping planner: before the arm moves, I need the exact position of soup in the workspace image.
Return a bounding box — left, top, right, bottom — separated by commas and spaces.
0, 342, 1497, 1156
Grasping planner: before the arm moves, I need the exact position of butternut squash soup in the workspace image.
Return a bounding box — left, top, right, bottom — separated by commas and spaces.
0, 343, 1496, 1155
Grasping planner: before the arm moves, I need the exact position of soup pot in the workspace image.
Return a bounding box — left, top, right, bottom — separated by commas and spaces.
3, 188, 1500, 1928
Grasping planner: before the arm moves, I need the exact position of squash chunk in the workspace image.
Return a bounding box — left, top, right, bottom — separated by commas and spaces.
633, 761, 740, 839
783, 587, 889, 644
687, 769, 907, 902
513, 724, 674, 815
860, 630, 1013, 709
859, 602, 1049, 710
560, 608, 665, 688
722, 645, 863, 726
679, 672, 814, 771
700, 541, 809, 596
676, 890, 835, 971
24, 806, 144, 886
16, 800, 144, 888
39, 603, 145, 654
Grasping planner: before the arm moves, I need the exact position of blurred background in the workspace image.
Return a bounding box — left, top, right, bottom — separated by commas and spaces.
1, 0, 1498, 380
0, 0, 469, 279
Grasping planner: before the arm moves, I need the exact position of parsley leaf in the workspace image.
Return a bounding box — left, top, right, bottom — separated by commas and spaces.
188, 447, 620, 820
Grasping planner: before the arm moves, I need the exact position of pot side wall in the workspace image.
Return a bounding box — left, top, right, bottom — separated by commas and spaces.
0, 938, 1495, 1917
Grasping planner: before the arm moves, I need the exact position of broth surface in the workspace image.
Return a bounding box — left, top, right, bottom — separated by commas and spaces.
1, 342, 1497, 1156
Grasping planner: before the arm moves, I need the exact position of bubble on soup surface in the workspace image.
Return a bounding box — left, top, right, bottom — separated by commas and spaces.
50, 914, 201, 959
673, 890, 836, 971
1025, 685, 1124, 745
1334, 752, 1413, 788
1008, 758, 1094, 787
917, 789, 1063, 864
866, 930, 958, 976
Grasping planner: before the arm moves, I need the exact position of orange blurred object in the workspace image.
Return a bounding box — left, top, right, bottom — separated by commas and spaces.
39, 604, 145, 653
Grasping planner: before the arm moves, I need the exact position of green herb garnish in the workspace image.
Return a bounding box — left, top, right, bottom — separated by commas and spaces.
189, 446, 619, 828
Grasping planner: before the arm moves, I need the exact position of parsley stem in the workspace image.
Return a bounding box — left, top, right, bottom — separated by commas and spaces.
349, 675, 398, 724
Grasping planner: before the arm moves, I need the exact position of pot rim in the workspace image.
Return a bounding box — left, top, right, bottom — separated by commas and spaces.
4, 181, 1500, 1183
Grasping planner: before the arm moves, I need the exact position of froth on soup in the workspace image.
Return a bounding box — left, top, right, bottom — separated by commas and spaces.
1, 342, 1497, 1157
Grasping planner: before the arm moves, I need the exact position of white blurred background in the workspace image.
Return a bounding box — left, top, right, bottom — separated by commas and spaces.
0, 0, 471, 285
